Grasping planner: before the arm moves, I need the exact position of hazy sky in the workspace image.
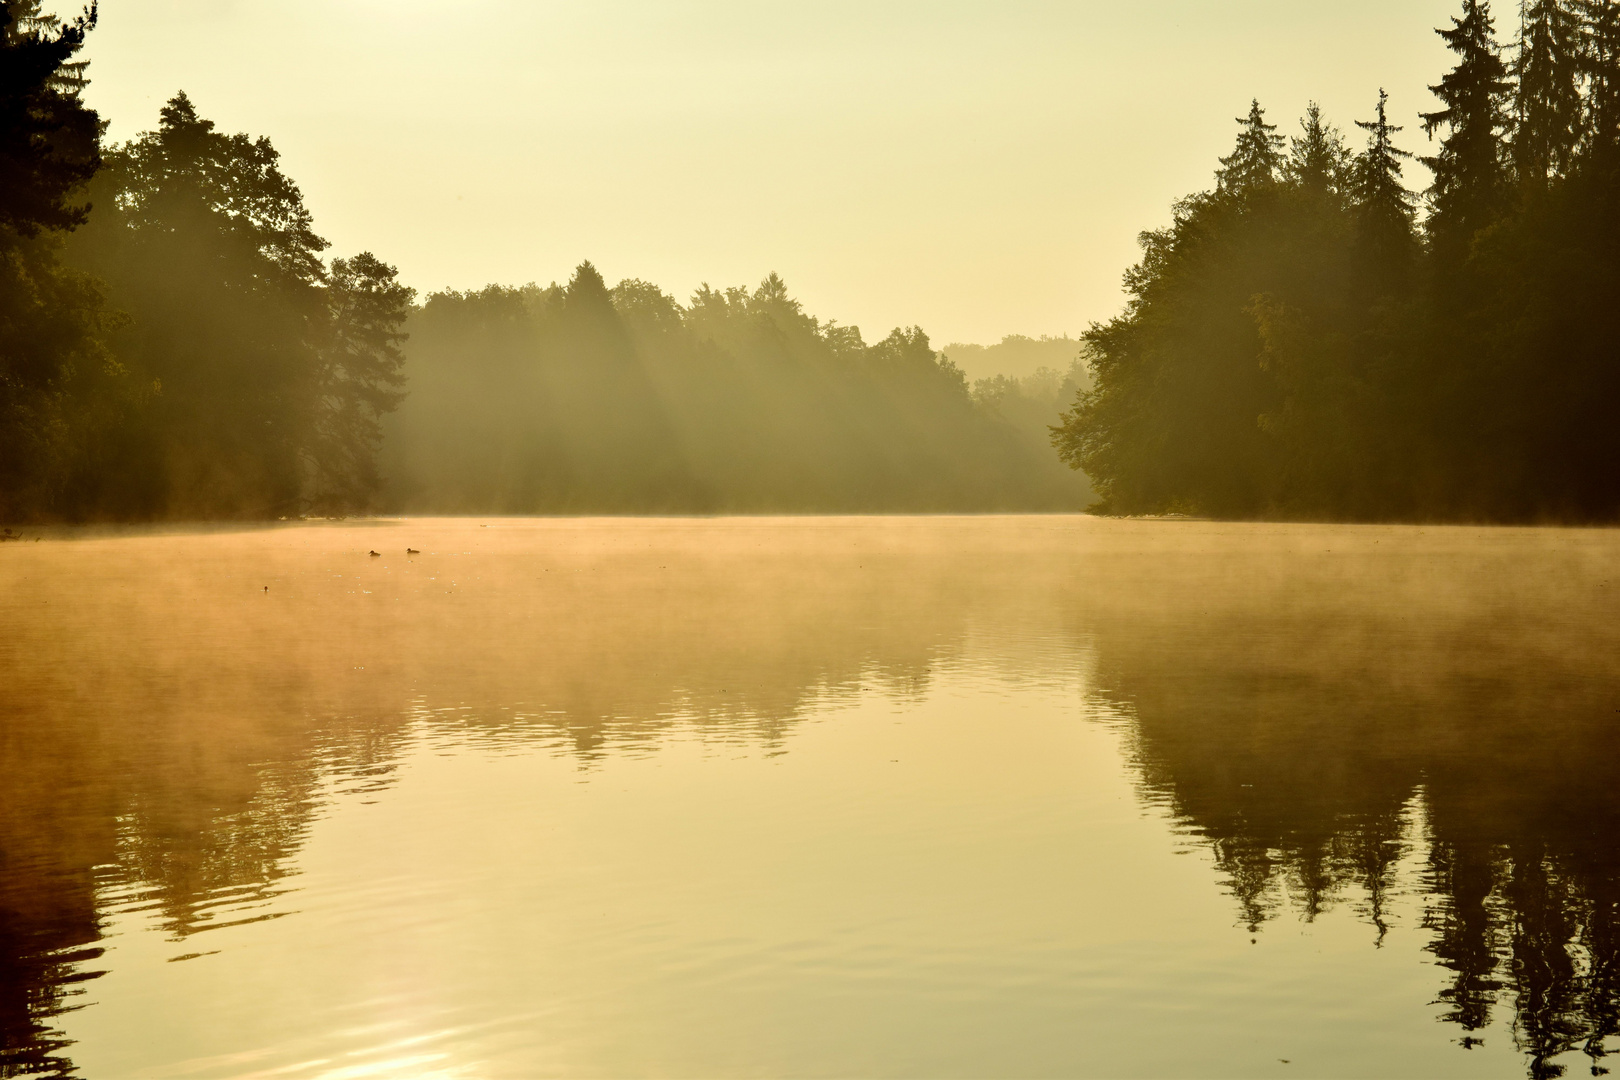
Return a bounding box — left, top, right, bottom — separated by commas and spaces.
81, 1, 1462, 344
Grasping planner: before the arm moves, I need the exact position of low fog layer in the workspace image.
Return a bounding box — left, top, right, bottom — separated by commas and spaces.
4, 518, 1618, 1073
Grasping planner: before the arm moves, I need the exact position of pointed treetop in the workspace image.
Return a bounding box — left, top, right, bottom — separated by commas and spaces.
3, 0, 93, 96
1287, 103, 1351, 193
753, 272, 792, 304
153, 91, 226, 163
1512, 0, 1583, 187
0, 0, 101, 238
1420, 0, 1511, 243
1353, 89, 1416, 221
111, 93, 328, 284
1421, 0, 1510, 138
159, 91, 208, 133
1578, 0, 1620, 163
751, 272, 804, 318
566, 260, 610, 306
1216, 99, 1284, 196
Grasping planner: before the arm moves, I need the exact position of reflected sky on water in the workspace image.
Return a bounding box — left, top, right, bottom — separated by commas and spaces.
1, 517, 1616, 1078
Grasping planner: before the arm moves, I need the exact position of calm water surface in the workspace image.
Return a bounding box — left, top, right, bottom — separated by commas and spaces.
1, 516, 1617, 1078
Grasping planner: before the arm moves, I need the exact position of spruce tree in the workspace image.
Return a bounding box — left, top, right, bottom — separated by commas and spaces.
3, 0, 89, 97
1353, 89, 1418, 252
1286, 102, 1351, 195
1575, 0, 1620, 164
0, 0, 113, 519
0, 0, 98, 238
1420, 0, 1513, 249
1513, 0, 1583, 189
1216, 100, 1284, 196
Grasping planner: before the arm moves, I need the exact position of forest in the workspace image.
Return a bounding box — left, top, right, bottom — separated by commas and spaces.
1054, 0, 1620, 521
0, 0, 1086, 521
3, 0, 1618, 522
383, 274, 1087, 514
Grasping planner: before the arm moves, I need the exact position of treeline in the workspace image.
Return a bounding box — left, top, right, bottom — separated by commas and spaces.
1054, 0, 1620, 521
945, 334, 1083, 381
384, 271, 1087, 513
0, 2, 1088, 521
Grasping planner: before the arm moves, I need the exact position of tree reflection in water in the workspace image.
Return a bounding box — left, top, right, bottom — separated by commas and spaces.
0, 518, 1616, 1077
1085, 536, 1620, 1079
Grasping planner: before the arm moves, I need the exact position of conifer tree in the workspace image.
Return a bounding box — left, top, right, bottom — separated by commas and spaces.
3, 0, 89, 97
1286, 103, 1351, 195
1513, 0, 1583, 188
1352, 89, 1418, 262
0, 0, 114, 519
1575, 0, 1620, 163
0, 0, 98, 238
1216, 100, 1284, 196
1421, 0, 1513, 248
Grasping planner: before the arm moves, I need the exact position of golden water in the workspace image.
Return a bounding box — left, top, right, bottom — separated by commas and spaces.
1, 516, 1616, 1078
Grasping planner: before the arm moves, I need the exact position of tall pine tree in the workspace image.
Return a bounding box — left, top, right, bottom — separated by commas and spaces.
1216, 100, 1285, 196
3, 0, 88, 97
1513, 0, 1583, 190
1421, 0, 1513, 251
1286, 103, 1351, 196
1352, 89, 1418, 277
0, 0, 98, 239
1575, 0, 1620, 165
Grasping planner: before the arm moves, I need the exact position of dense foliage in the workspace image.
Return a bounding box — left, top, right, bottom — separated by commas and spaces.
0, 0, 113, 518
1, 3, 413, 520
63, 94, 414, 517
1055, 0, 1620, 521
384, 267, 1086, 513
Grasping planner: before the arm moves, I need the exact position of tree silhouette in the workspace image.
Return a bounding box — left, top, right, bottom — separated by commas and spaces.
0, 0, 97, 237
1353, 90, 1418, 244
1286, 102, 1352, 195
0, 0, 120, 521
1421, 0, 1513, 253
1513, 0, 1584, 190
1217, 99, 1285, 196
1576, 0, 1620, 165
63, 93, 412, 518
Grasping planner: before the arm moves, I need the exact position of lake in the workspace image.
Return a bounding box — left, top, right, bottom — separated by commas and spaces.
1, 516, 1616, 1078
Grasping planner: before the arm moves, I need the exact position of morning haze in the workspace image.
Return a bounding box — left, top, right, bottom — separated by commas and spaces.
4, 1, 1619, 1077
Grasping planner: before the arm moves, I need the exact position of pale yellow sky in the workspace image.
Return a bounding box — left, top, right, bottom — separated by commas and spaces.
82, 1, 1460, 344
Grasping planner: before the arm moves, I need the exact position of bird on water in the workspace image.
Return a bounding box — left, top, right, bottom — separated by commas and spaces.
369, 550, 381, 557
407, 548, 420, 554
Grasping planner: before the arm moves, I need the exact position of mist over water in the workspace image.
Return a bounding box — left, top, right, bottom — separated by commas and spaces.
8, 3, 1620, 1075
2, 517, 1616, 1077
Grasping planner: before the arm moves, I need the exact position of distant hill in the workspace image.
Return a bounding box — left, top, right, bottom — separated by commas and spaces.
936, 336, 1097, 508
942, 335, 1088, 383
